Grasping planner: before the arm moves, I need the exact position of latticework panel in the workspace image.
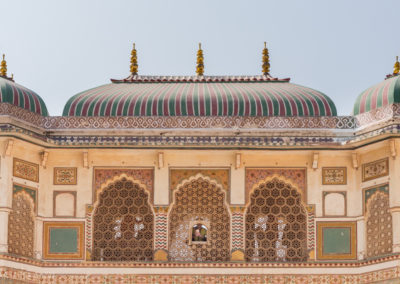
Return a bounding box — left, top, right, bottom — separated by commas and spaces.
245, 178, 307, 262
92, 177, 154, 261
366, 192, 392, 258
169, 177, 230, 262
8, 192, 35, 258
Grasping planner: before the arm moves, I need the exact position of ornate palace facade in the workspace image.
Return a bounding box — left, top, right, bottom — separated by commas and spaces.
0, 46, 400, 283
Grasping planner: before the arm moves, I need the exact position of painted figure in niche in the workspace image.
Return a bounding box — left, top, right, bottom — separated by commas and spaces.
253, 215, 268, 262
191, 223, 208, 242
113, 218, 122, 239
275, 217, 287, 261
133, 216, 144, 238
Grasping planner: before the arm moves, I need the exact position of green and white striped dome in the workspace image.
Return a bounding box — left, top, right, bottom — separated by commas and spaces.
0, 76, 48, 116
63, 75, 337, 117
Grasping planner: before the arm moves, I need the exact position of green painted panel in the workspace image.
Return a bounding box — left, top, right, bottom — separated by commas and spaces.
323, 227, 351, 254
49, 228, 78, 253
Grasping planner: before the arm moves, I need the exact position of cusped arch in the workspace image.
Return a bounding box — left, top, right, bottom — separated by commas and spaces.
8, 191, 35, 258
168, 173, 231, 262
366, 191, 392, 258
92, 174, 154, 261
245, 176, 308, 262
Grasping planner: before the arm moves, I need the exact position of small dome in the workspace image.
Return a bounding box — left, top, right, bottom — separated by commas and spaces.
353, 75, 400, 115
63, 76, 336, 117
0, 76, 48, 116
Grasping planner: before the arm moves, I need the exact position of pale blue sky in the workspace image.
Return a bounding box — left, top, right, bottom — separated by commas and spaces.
1, 0, 399, 116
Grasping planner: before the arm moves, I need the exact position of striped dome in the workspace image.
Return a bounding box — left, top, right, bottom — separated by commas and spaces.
0, 76, 48, 116
63, 76, 336, 117
353, 75, 400, 115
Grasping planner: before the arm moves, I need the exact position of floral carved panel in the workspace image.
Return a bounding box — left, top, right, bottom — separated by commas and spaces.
362, 158, 389, 182
13, 158, 39, 182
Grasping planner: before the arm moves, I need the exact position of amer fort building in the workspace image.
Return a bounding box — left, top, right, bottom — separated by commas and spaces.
0, 43, 400, 283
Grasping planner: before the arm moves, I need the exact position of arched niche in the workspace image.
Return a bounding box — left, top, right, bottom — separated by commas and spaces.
245, 176, 308, 262
92, 175, 154, 261
168, 174, 230, 262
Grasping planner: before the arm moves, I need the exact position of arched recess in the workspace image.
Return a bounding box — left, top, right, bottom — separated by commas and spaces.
168, 174, 230, 262
92, 175, 154, 261
8, 191, 35, 258
245, 176, 308, 262
366, 191, 392, 258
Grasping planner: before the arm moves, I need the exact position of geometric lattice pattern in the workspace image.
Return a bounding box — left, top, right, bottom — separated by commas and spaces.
92, 177, 154, 261
245, 178, 308, 262
366, 191, 392, 258
169, 176, 230, 262
8, 191, 35, 258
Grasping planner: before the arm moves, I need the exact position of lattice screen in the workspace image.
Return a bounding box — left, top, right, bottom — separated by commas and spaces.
245, 178, 307, 262
8, 192, 35, 258
169, 177, 230, 262
92, 177, 154, 261
366, 191, 392, 258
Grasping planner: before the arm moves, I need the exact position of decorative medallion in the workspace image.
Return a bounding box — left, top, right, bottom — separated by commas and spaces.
54, 167, 77, 185
322, 167, 346, 185
13, 158, 39, 182
362, 158, 389, 182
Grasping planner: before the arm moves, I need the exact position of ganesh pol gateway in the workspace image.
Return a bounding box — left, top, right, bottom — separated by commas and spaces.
1, 44, 400, 283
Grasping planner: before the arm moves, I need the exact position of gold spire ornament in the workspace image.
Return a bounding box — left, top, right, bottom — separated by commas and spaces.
262, 42, 270, 75
0, 54, 7, 77
394, 56, 399, 75
196, 43, 204, 76
130, 43, 138, 75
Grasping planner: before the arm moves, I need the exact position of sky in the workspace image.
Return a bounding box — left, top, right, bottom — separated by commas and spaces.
1, 0, 400, 116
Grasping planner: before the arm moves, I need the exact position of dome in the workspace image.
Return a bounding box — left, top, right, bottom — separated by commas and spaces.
62, 76, 337, 117
353, 74, 400, 115
0, 76, 48, 116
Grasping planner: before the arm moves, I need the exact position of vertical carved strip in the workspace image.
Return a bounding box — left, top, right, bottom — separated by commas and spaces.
85, 204, 93, 259
231, 207, 245, 251
154, 207, 169, 250
306, 205, 316, 251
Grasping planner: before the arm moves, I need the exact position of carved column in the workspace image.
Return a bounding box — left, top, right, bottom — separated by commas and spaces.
0, 208, 10, 253
389, 149, 400, 252
0, 152, 13, 253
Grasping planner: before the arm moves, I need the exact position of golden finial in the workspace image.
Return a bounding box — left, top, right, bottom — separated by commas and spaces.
130, 43, 138, 75
196, 43, 204, 76
394, 56, 399, 75
262, 42, 270, 75
0, 54, 7, 77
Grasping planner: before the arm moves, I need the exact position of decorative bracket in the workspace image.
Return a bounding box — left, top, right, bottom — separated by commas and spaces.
3, 139, 13, 157
40, 150, 49, 168
312, 152, 319, 170
390, 139, 396, 159
83, 151, 89, 169
235, 153, 242, 169
158, 152, 164, 169
352, 152, 359, 169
